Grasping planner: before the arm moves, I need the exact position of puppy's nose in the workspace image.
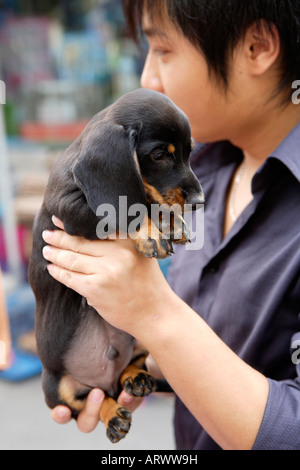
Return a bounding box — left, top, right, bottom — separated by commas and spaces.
185, 190, 205, 210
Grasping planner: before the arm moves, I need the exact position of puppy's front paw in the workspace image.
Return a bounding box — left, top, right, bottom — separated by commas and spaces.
135, 236, 173, 259
133, 215, 174, 259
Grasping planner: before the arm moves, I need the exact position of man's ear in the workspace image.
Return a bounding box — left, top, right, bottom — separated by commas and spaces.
244, 20, 281, 75
72, 121, 147, 234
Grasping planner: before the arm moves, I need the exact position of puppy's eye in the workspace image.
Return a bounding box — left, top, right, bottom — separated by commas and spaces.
151, 149, 175, 161
152, 150, 168, 160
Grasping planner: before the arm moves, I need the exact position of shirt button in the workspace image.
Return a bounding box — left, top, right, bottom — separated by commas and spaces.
209, 265, 218, 273
203, 263, 219, 275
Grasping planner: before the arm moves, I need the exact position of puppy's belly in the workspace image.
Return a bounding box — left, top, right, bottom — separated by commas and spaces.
63, 306, 134, 398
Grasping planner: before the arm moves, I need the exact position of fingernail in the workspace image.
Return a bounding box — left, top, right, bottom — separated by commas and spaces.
42, 230, 53, 242
57, 408, 69, 419
46, 264, 55, 275
89, 389, 104, 403
52, 215, 63, 227
42, 245, 52, 259
121, 393, 134, 406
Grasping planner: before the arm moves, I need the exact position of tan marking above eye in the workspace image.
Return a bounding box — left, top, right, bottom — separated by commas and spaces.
168, 144, 176, 154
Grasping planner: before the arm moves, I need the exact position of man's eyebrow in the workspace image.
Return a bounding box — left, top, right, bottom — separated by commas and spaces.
142, 26, 168, 39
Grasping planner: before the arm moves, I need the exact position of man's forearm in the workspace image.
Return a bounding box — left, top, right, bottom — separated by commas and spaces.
135, 293, 269, 450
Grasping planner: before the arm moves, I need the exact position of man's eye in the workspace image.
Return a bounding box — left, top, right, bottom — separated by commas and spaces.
153, 48, 170, 57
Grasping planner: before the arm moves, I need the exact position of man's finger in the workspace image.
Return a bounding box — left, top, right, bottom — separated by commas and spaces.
42, 245, 99, 276
42, 229, 114, 257
46, 263, 92, 295
77, 389, 105, 433
118, 391, 144, 413
52, 215, 65, 230
51, 406, 72, 425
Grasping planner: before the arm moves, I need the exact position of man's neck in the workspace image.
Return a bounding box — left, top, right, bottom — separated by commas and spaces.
232, 102, 300, 171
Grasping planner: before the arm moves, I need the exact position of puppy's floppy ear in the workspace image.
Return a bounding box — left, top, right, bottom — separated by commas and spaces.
72, 121, 147, 233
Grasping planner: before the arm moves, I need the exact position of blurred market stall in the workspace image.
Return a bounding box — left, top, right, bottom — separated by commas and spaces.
0, 0, 142, 381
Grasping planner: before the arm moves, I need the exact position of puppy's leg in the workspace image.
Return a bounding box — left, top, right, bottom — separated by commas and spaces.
120, 351, 157, 397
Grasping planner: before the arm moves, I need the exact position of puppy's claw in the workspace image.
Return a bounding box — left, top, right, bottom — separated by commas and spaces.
171, 216, 191, 245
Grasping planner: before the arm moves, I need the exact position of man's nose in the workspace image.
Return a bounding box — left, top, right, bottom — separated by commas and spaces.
141, 53, 164, 93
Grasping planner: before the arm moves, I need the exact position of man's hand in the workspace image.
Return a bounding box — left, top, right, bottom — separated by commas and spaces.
51, 389, 143, 433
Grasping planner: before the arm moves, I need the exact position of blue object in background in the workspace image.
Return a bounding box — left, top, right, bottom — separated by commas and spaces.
159, 257, 172, 280
0, 282, 42, 382
0, 349, 42, 382
5, 283, 36, 344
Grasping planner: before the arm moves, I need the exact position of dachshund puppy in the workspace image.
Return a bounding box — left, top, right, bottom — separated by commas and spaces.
29, 88, 204, 443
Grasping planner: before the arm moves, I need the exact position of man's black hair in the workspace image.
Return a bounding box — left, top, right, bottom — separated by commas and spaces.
122, 0, 300, 98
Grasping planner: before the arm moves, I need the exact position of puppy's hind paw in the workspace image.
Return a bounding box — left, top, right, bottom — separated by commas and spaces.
106, 407, 132, 444
122, 371, 157, 397
100, 396, 132, 443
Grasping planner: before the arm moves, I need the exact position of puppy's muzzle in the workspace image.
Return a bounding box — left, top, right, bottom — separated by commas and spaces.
182, 183, 205, 211
186, 193, 205, 210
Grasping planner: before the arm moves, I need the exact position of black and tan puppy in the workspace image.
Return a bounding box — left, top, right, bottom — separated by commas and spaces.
29, 88, 204, 443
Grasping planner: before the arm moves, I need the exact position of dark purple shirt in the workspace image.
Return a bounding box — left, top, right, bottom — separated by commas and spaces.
168, 123, 300, 450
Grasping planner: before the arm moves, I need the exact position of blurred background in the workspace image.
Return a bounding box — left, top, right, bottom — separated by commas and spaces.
0, 0, 174, 450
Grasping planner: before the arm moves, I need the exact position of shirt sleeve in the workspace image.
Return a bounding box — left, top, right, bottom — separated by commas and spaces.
253, 333, 300, 450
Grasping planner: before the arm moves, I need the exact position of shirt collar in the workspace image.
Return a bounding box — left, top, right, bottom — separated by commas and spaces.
269, 122, 300, 183
192, 122, 300, 184
191, 141, 243, 177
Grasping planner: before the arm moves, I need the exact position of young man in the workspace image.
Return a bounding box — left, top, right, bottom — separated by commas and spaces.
45, 0, 300, 449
